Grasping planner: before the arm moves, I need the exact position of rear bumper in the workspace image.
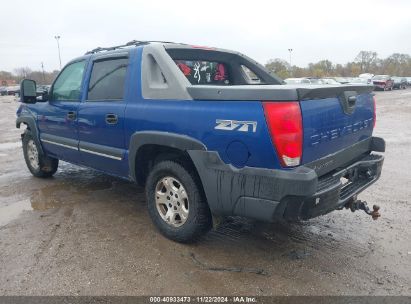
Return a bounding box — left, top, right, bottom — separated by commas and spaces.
189, 137, 385, 222
282, 153, 383, 220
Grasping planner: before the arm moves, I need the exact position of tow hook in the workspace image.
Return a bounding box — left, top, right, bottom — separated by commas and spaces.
345, 197, 381, 220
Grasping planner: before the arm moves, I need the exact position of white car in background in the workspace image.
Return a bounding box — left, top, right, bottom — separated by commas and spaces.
284, 78, 312, 84
359, 73, 374, 84
321, 78, 341, 85
349, 77, 370, 85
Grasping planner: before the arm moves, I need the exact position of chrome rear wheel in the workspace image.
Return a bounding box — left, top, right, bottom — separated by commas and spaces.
155, 176, 189, 227
146, 160, 212, 243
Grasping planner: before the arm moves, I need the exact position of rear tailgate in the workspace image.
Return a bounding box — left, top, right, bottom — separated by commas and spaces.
297, 85, 375, 175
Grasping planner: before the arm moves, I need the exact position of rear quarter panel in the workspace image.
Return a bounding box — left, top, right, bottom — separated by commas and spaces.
124, 48, 280, 170
124, 99, 281, 169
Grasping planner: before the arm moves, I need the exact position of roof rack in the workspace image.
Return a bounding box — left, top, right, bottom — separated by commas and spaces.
84, 40, 183, 55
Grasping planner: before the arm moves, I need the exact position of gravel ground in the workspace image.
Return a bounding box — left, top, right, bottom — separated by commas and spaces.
0, 90, 410, 296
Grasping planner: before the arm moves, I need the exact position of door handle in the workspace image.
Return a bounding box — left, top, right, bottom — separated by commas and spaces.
67, 111, 76, 120
105, 113, 118, 125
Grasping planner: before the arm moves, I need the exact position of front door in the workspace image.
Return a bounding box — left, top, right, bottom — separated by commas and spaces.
37, 60, 87, 162
77, 56, 129, 177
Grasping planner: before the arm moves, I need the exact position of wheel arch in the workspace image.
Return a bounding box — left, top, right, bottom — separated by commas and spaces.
128, 131, 206, 185
16, 116, 44, 154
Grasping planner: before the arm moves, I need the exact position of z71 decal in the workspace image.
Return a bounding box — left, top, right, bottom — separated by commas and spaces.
215, 119, 257, 133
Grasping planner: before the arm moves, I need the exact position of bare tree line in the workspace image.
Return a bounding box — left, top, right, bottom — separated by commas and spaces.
265, 51, 411, 79
0, 68, 60, 86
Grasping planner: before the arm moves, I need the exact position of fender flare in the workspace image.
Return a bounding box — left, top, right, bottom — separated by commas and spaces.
128, 131, 206, 182
16, 116, 44, 154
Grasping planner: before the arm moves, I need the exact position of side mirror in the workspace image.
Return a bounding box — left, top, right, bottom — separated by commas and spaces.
20, 79, 37, 103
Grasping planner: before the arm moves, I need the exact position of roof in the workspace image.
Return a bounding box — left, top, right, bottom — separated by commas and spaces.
84, 40, 186, 55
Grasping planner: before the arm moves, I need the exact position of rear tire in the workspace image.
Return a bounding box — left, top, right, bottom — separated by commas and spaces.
145, 159, 212, 243
22, 130, 58, 178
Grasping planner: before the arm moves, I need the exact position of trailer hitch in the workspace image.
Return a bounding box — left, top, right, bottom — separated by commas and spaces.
345, 197, 381, 220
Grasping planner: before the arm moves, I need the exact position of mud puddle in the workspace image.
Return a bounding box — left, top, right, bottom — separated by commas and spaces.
0, 161, 138, 228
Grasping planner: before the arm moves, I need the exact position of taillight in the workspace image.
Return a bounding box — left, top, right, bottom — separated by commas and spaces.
373, 96, 376, 128
263, 102, 303, 167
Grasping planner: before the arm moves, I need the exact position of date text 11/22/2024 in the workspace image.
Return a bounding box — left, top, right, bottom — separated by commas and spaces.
149, 296, 257, 303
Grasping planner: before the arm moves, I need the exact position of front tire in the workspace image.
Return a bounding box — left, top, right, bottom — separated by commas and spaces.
22, 131, 59, 178
146, 160, 212, 243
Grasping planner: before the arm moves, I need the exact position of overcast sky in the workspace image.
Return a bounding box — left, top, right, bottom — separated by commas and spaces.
1, 0, 410, 72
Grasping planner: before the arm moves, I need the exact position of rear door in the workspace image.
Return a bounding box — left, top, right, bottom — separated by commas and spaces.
38, 60, 87, 162
77, 55, 129, 176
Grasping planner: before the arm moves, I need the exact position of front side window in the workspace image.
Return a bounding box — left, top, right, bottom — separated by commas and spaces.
52, 60, 86, 101
87, 58, 128, 100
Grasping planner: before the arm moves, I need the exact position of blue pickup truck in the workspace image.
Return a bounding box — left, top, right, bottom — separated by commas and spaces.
17, 41, 385, 242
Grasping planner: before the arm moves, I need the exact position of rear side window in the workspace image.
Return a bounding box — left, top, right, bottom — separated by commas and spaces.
87, 58, 128, 100
241, 65, 261, 84
174, 60, 230, 85
166, 48, 283, 86
52, 60, 86, 101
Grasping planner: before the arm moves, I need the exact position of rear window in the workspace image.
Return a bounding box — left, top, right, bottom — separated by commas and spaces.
174, 60, 230, 85
87, 58, 128, 100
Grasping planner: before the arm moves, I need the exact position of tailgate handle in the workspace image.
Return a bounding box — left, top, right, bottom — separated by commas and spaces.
339, 91, 357, 115
347, 95, 357, 106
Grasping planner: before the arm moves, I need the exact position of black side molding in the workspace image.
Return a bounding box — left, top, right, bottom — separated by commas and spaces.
41, 133, 78, 149
79, 141, 124, 160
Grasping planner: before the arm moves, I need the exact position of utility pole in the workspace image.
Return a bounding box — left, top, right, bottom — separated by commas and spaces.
41, 62, 46, 84
288, 48, 293, 77
54, 35, 62, 69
